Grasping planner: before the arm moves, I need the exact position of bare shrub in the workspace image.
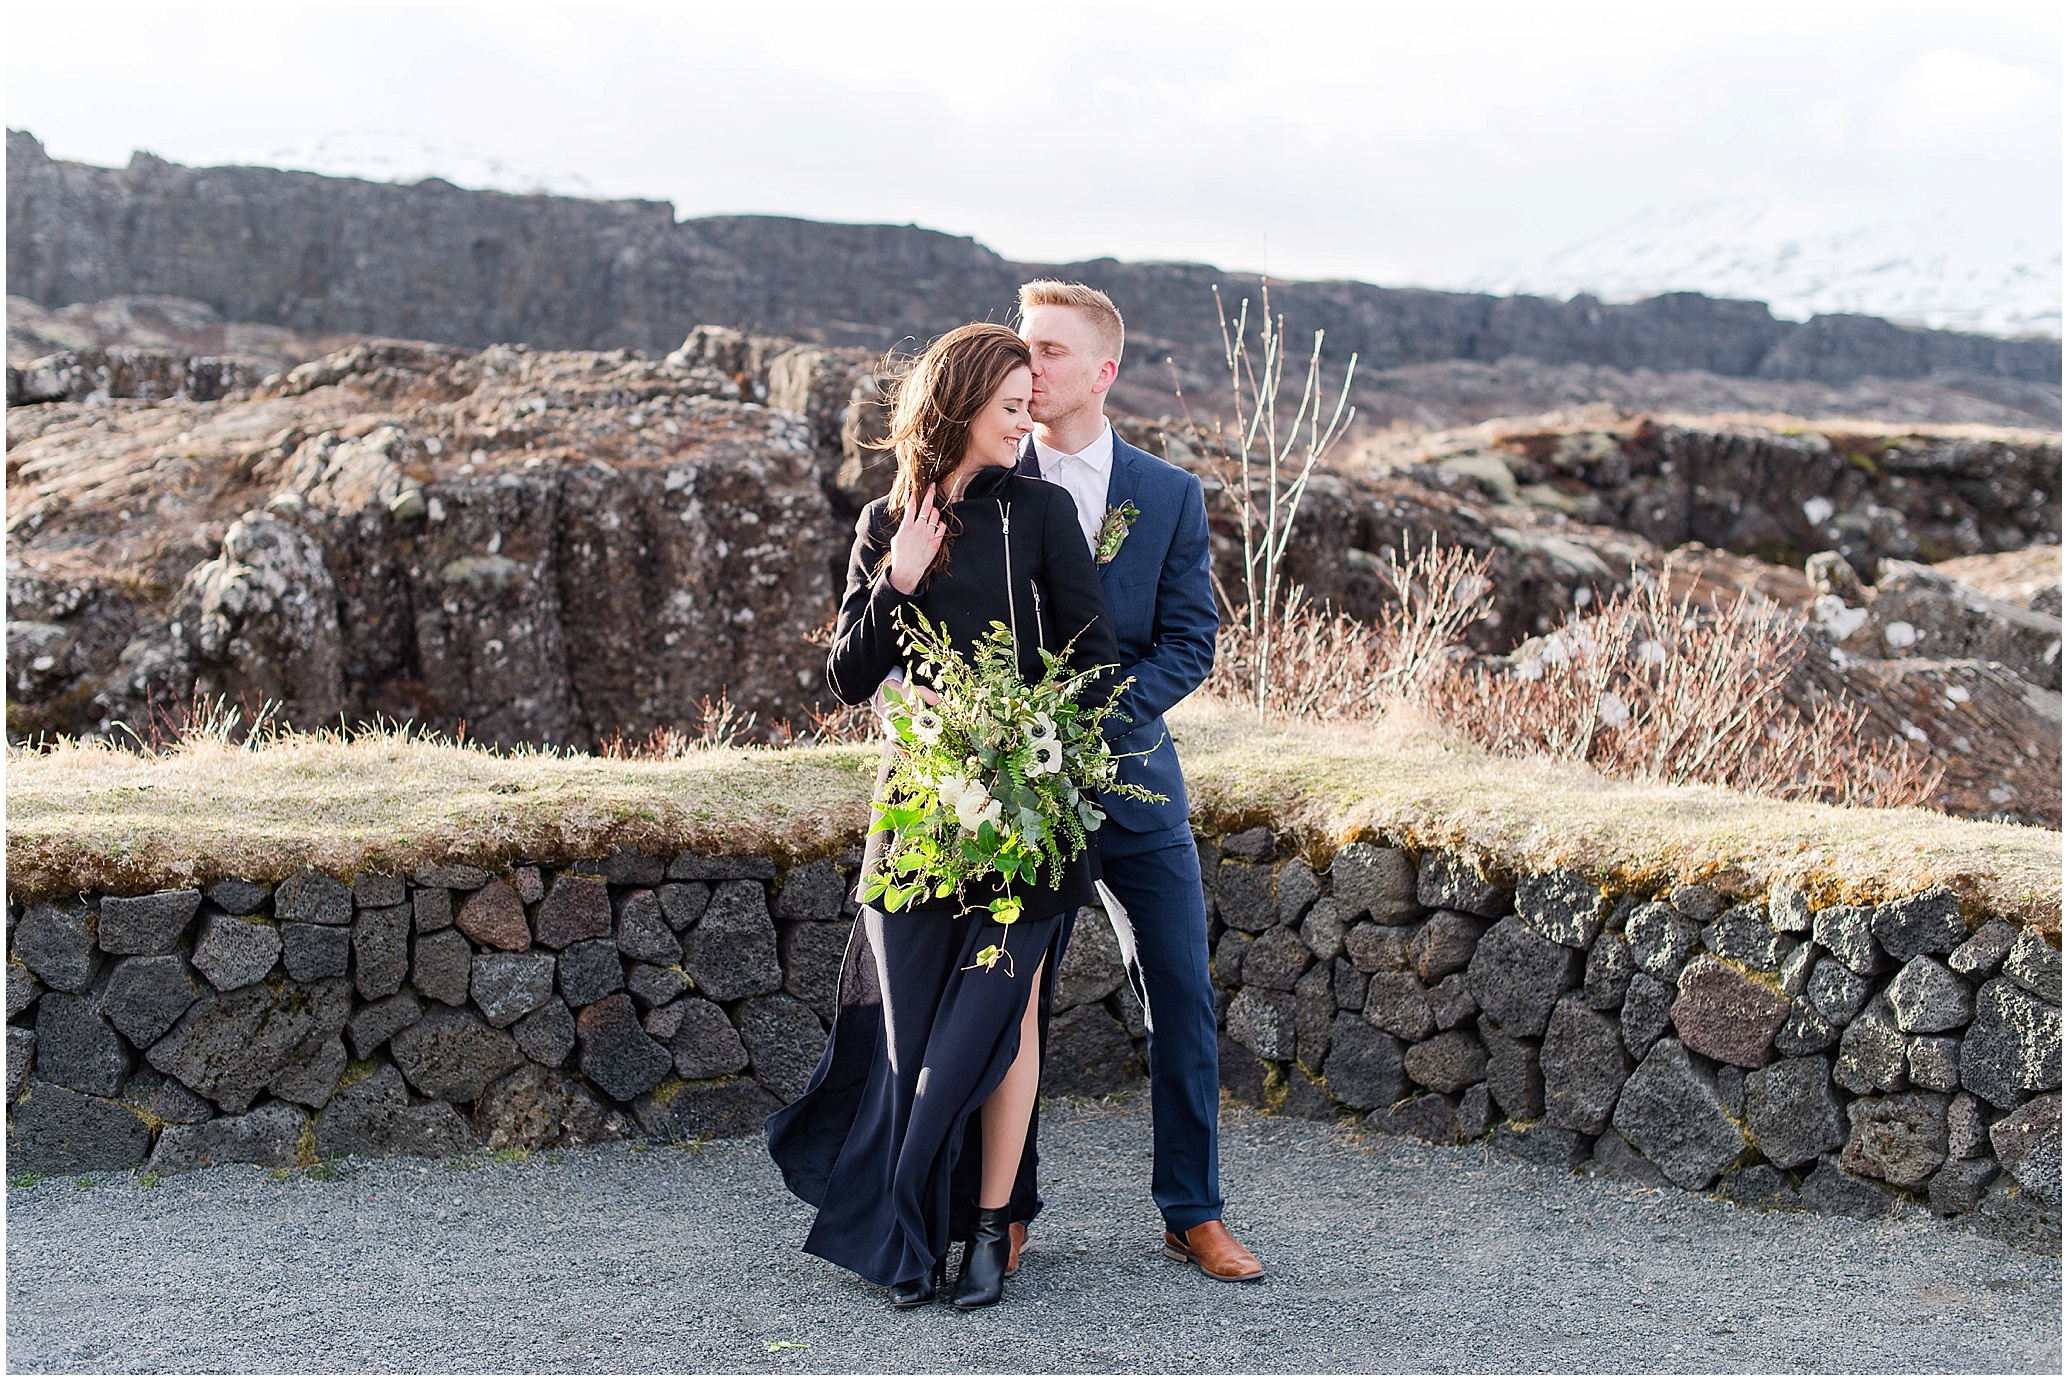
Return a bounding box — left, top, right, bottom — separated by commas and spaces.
1203, 551, 1942, 809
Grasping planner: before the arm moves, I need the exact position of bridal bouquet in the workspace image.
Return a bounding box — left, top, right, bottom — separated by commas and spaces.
863, 609, 1164, 969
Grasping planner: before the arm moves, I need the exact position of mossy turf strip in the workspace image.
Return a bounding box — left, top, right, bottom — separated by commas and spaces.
6, 702, 2058, 928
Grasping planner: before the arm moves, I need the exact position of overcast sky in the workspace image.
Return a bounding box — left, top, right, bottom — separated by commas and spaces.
8, 1, 2061, 327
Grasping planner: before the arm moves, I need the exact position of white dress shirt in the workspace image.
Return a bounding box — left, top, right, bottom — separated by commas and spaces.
1030, 420, 1114, 553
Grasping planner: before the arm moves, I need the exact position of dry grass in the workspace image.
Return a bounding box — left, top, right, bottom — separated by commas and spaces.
6, 701, 2056, 929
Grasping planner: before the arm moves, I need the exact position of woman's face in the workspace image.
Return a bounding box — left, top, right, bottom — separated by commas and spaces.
965, 364, 1035, 468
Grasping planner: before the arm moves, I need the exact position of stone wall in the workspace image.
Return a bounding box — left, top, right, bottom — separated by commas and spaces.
7, 831, 2058, 1252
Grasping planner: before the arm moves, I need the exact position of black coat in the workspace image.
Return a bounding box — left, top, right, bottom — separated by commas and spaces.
828, 465, 1120, 919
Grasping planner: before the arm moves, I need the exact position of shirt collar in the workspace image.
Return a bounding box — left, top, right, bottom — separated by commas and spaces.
1031, 420, 1114, 477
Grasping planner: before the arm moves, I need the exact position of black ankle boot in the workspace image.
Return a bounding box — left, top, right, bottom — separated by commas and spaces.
889, 1258, 945, 1310
949, 1207, 1013, 1310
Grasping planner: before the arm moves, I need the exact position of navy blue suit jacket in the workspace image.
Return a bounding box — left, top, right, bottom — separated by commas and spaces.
1021, 432, 1218, 836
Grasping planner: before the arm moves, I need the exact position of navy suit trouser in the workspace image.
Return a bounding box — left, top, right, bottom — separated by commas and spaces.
1094, 818, 1224, 1233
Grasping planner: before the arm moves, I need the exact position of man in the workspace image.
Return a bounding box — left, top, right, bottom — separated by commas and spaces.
1012, 279, 1262, 1282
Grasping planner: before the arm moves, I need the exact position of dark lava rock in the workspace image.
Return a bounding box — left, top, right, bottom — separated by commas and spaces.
557, 938, 627, 1008
1927, 1157, 1999, 1216
120, 1068, 213, 1125
1404, 1031, 1486, 1094
1619, 972, 1676, 1057
352, 873, 406, 908
314, 1063, 475, 1160
670, 996, 750, 1079
1582, 932, 1633, 1011
1455, 1083, 1494, 1140
1221, 826, 1275, 861
634, 1077, 783, 1141
1767, 880, 1813, 935
1834, 995, 1910, 1095
1321, 1013, 1407, 1110
1744, 1055, 1845, 1169
575, 993, 676, 1101
275, 870, 353, 926
626, 963, 690, 1010
1812, 905, 1884, 977
13, 902, 99, 992
36, 991, 132, 1096
1973, 1178, 2061, 1252
411, 928, 474, 1008
1466, 917, 1581, 1039
1887, 956, 1974, 1033
595, 848, 665, 887
9, 1026, 36, 1104
97, 889, 201, 955
1047, 1002, 1143, 1096
1907, 1033, 1963, 1092
781, 921, 850, 1024
1668, 884, 1724, 922
1807, 958, 1871, 1025
414, 864, 490, 890
1948, 1090, 1992, 1160
1228, 987, 1297, 1062
1334, 957, 1370, 1012
345, 991, 424, 1060
1212, 930, 1253, 988
738, 993, 829, 1103
147, 977, 351, 1113
1426, 972, 1478, 1031
1779, 942, 1817, 998
1493, 1121, 1590, 1168
413, 887, 454, 934
1363, 972, 1435, 1043
1295, 964, 1336, 1068
1416, 853, 1506, 920
1775, 997, 1840, 1057
1517, 869, 1608, 949
478, 1063, 609, 1150
1960, 978, 2063, 1109
1842, 1092, 1949, 1188
279, 922, 349, 981
455, 879, 532, 953
513, 997, 577, 1068
1281, 1063, 1338, 1121
100, 954, 204, 1048
6, 1081, 153, 1173
1330, 843, 1420, 925
190, 911, 281, 991
773, 859, 848, 922
149, 1101, 305, 1174
668, 853, 777, 882
614, 889, 682, 966
1277, 859, 1322, 927
1949, 919, 2020, 979
471, 951, 558, 1027
1541, 995, 1630, 1135
1479, 1016, 1544, 1121
1219, 1031, 1269, 1107
1215, 860, 1275, 932
2003, 929, 2062, 1003
1870, 887, 1968, 962
1669, 954, 1790, 1068
644, 1001, 687, 1042
1590, 1131, 1671, 1187
511, 867, 545, 905
352, 902, 412, 1000
8, 957, 43, 1021
1625, 902, 1699, 980
1611, 1039, 1746, 1190
1702, 902, 1788, 971
265, 1021, 348, 1108
1989, 1093, 2062, 1203
205, 880, 270, 916
1410, 910, 1489, 983
1367, 1092, 1458, 1144
1800, 1156, 1905, 1220
1717, 1164, 1800, 1210
1343, 923, 1408, 974
1242, 926, 1313, 992
681, 880, 783, 1001
1299, 897, 1348, 964
390, 1005, 524, 1102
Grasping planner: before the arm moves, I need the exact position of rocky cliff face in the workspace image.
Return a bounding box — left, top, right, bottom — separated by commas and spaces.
10, 131, 2058, 395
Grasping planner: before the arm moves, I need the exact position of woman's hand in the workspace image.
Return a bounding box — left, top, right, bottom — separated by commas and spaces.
887, 484, 944, 595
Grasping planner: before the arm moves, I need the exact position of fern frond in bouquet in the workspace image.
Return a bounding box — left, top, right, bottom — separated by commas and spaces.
862, 608, 1165, 970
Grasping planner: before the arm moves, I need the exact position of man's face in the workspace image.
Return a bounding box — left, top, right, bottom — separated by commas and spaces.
1021, 304, 1117, 426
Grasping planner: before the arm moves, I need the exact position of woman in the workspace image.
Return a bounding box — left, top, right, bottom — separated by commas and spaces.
766, 323, 1119, 1311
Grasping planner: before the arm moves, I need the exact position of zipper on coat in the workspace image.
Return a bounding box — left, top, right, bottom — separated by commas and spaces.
998, 497, 1020, 665
1030, 583, 1047, 648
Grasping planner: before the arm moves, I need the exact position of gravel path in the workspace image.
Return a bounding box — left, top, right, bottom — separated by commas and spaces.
7, 1096, 2059, 1374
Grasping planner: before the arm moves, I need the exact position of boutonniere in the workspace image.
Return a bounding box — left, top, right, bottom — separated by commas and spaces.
1093, 501, 1140, 565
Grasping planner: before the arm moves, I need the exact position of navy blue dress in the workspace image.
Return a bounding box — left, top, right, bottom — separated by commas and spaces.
766, 467, 1118, 1289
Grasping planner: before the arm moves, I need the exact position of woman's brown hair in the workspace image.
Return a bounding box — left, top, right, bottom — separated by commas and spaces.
878, 322, 1032, 583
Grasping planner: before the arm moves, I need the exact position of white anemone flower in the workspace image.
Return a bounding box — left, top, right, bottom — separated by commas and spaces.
909, 707, 943, 745
1028, 735, 1064, 776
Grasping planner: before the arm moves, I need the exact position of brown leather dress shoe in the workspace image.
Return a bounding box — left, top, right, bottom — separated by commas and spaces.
1163, 1220, 1264, 1281
1006, 1220, 1027, 1276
